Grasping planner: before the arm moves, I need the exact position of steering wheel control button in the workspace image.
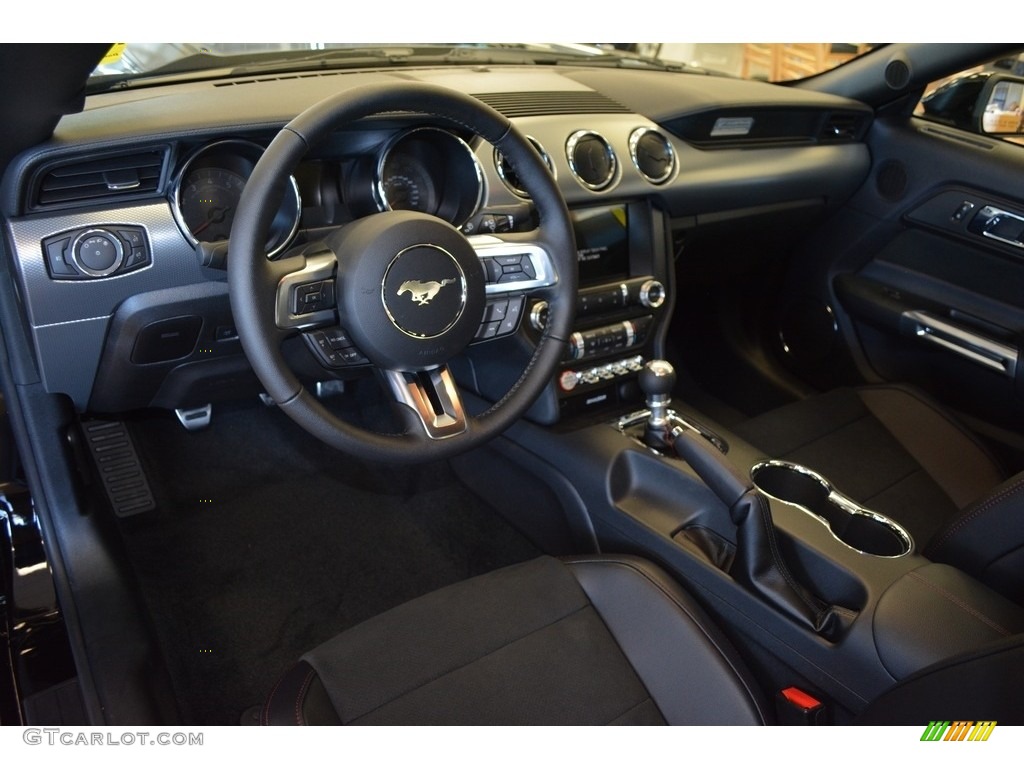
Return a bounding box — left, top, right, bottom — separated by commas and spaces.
475, 321, 501, 341
304, 328, 369, 368
482, 258, 504, 283
486, 253, 538, 285
323, 327, 354, 350
292, 280, 336, 315
473, 296, 526, 344
497, 296, 525, 335
383, 245, 467, 339
485, 298, 509, 322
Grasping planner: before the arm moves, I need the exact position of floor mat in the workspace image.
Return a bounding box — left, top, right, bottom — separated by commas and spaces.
116, 400, 541, 725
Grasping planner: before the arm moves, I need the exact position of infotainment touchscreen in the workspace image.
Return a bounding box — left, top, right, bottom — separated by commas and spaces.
571, 204, 630, 285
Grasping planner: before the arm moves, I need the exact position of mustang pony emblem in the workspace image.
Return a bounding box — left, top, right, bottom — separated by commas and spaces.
397, 278, 457, 306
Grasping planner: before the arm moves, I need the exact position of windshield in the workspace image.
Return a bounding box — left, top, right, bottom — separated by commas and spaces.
90, 43, 879, 90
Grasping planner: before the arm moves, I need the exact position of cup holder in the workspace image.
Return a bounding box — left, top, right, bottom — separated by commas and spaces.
750, 461, 913, 558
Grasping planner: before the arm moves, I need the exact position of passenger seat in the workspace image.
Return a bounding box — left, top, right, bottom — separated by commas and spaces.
730, 384, 1024, 603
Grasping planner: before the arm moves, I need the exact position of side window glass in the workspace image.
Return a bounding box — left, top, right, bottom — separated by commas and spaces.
916, 51, 1024, 145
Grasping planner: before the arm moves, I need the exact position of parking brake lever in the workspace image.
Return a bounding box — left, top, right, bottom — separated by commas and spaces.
669, 427, 853, 640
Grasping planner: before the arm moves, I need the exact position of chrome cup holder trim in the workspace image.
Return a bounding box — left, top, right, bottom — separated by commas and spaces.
751, 460, 914, 558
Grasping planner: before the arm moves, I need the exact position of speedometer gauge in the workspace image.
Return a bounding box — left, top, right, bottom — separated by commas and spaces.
379, 160, 436, 213
172, 140, 301, 258
373, 127, 483, 227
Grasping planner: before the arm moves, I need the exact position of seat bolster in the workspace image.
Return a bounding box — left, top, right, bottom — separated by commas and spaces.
855, 635, 1024, 725
262, 661, 341, 726
927, 471, 1024, 602
564, 555, 769, 725
856, 385, 1004, 510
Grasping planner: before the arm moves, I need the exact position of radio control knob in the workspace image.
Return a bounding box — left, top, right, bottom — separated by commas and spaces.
569, 331, 586, 360
529, 300, 549, 331
639, 279, 666, 309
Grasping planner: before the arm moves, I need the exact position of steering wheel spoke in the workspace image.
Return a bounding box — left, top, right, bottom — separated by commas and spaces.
274, 248, 339, 331
383, 366, 468, 440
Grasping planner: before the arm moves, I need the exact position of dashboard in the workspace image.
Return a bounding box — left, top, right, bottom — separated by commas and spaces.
0, 65, 873, 419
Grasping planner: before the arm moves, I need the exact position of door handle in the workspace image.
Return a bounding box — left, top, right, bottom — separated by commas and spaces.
968, 206, 1024, 250
901, 310, 1018, 377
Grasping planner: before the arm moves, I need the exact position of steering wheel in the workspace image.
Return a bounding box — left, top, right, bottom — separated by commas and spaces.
228, 83, 576, 463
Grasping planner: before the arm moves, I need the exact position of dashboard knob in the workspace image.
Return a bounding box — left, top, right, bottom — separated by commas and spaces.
569, 331, 586, 360
70, 229, 124, 278
529, 300, 549, 331
639, 279, 666, 309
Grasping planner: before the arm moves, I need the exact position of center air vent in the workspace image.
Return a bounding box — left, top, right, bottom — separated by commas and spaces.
494, 137, 555, 198
31, 148, 168, 210
629, 128, 676, 184
566, 131, 617, 191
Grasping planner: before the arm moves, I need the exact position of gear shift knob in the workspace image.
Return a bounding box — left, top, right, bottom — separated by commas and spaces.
639, 360, 675, 447
639, 359, 676, 400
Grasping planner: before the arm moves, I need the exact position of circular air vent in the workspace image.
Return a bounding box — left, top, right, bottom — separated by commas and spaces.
629, 128, 676, 184
493, 137, 555, 198
566, 130, 617, 191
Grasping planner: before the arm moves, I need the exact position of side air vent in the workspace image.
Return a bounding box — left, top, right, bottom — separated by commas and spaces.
472, 91, 631, 118
31, 148, 168, 210
820, 112, 867, 142
494, 137, 555, 198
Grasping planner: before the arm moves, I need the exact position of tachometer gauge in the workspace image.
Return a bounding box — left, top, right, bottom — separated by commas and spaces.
172, 140, 301, 258
178, 167, 246, 243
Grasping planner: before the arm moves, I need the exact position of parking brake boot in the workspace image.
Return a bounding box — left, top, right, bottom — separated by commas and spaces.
670, 428, 854, 640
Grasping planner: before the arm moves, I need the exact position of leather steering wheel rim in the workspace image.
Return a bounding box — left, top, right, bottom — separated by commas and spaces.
228, 82, 576, 463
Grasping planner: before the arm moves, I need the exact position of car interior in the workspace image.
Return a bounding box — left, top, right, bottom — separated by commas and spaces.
2, 42, 1024, 727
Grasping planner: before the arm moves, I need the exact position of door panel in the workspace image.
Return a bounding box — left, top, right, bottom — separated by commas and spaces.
778, 116, 1024, 440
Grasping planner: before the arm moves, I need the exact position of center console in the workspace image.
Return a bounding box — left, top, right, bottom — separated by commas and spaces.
460, 194, 1024, 719
528, 200, 672, 422
457, 349, 1024, 722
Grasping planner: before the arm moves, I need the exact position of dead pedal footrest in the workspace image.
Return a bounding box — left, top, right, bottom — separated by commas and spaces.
82, 420, 155, 517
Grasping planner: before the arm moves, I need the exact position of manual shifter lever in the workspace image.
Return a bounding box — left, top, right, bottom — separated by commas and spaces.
629, 359, 729, 453
638, 359, 676, 449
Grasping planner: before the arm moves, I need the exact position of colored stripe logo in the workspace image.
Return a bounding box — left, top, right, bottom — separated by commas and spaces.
921, 721, 997, 741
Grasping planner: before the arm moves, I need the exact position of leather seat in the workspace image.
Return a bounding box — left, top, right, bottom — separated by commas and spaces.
731, 385, 1024, 603
263, 554, 1024, 725
262, 555, 770, 725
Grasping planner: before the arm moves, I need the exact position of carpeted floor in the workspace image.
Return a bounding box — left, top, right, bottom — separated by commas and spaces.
116, 398, 541, 724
